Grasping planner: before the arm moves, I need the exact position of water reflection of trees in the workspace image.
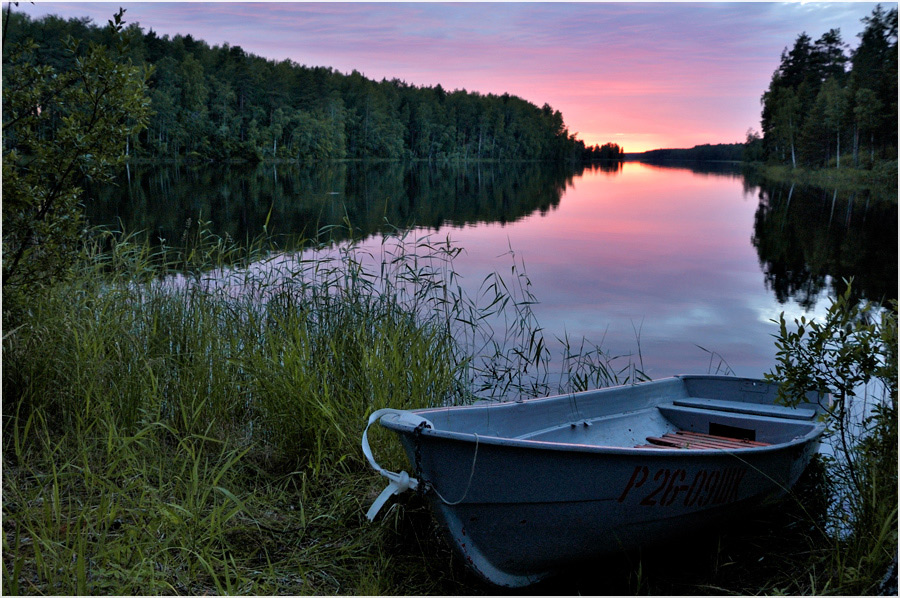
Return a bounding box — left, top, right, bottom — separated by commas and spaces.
585, 161, 623, 176
629, 159, 744, 179
750, 180, 897, 308
86, 161, 582, 247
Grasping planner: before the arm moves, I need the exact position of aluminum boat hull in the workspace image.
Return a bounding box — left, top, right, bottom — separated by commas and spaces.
375, 375, 826, 587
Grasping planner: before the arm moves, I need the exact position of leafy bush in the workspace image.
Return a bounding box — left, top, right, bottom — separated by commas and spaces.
767, 283, 897, 594
2, 8, 152, 291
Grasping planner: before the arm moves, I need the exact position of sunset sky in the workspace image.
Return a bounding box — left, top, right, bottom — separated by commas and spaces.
17, 2, 882, 152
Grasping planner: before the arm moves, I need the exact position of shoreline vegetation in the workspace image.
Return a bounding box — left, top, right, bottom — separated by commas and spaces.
0, 228, 640, 595
2, 3, 897, 596
3, 228, 896, 595
747, 161, 898, 196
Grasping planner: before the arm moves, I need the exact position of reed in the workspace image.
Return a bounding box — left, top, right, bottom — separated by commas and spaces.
2, 222, 636, 594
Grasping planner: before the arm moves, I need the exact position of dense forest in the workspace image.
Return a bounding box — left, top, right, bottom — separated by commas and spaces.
3, 10, 616, 164
756, 5, 897, 168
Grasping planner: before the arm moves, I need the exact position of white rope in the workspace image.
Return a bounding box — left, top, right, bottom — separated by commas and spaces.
362, 408, 480, 519
362, 408, 432, 521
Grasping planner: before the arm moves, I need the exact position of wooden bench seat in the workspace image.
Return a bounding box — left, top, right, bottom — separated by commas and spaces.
670, 397, 817, 420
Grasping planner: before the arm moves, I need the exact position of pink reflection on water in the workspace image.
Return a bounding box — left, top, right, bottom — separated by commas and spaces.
365, 162, 827, 380
232, 161, 827, 386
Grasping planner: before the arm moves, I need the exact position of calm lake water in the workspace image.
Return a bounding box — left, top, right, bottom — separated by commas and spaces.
88, 160, 897, 383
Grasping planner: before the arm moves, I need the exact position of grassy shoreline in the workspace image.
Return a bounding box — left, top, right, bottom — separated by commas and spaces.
3, 229, 896, 594
746, 160, 898, 199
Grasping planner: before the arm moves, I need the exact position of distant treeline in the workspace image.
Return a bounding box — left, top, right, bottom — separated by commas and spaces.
4, 11, 612, 164
629, 143, 744, 162
753, 5, 897, 168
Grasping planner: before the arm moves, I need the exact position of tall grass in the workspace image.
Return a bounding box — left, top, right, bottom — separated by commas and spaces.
2, 223, 636, 594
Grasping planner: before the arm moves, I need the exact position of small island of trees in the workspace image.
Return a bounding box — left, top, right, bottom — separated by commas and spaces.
582, 142, 625, 162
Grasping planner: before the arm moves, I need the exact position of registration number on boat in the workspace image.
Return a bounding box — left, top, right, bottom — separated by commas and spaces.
617, 465, 747, 507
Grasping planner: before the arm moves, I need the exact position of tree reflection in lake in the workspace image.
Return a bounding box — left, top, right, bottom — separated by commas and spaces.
749, 180, 897, 309
628, 159, 745, 179
86, 161, 584, 249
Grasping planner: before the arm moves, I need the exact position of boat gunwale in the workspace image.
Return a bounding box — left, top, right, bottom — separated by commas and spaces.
379, 416, 825, 456
378, 375, 826, 455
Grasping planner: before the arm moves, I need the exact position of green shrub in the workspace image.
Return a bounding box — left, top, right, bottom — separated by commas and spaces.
768, 283, 897, 594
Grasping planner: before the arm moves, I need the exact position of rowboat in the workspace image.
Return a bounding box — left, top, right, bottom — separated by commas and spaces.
362, 375, 827, 587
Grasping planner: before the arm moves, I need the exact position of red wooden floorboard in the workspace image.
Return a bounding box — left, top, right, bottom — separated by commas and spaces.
639, 430, 771, 450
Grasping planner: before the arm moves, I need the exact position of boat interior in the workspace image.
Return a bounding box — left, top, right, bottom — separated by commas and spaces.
415, 378, 823, 450
513, 397, 818, 449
